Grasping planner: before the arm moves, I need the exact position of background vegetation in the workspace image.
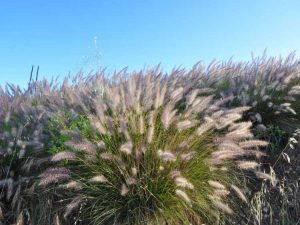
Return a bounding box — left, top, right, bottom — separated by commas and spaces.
0, 54, 300, 225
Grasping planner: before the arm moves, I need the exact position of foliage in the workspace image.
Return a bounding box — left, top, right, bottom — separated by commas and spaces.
35, 73, 265, 225
255, 124, 288, 159
0, 54, 300, 224
46, 111, 93, 155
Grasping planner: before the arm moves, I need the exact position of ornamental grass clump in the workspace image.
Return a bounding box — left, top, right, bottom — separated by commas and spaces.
0, 74, 112, 224
3, 55, 299, 224
36, 71, 267, 225
177, 53, 300, 159
0, 84, 50, 224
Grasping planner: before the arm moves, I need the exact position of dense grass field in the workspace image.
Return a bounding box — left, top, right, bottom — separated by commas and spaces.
0, 54, 300, 225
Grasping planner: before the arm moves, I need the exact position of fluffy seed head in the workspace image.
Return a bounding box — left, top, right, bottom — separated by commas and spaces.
63, 181, 82, 190
157, 150, 177, 162
175, 189, 192, 206
161, 104, 177, 129
89, 175, 108, 183
208, 180, 226, 189
120, 142, 133, 155
39, 167, 70, 186
126, 177, 137, 186
214, 189, 230, 197
239, 140, 269, 149
174, 176, 194, 190
64, 196, 82, 219
39, 173, 70, 187
237, 161, 259, 170
180, 151, 197, 161
121, 184, 129, 196
51, 151, 76, 162
210, 197, 233, 215
231, 184, 247, 203
176, 120, 195, 131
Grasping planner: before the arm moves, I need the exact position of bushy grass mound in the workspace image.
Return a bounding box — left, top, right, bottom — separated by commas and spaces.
0, 54, 299, 225
173, 53, 300, 162
34, 73, 268, 225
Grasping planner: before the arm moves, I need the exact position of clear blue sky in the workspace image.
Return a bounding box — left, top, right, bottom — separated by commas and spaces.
1, 0, 300, 88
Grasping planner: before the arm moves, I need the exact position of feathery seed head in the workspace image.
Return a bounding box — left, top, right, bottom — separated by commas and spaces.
121, 184, 129, 196
176, 120, 195, 131
208, 180, 226, 190
237, 161, 259, 170
157, 150, 177, 162
63, 181, 82, 190
230, 184, 247, 203
174, 176, 194, 190
175, 189, 192, 206
89, 175, 108, 183
51, 151, 76, 162
120, 142, 133, 155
